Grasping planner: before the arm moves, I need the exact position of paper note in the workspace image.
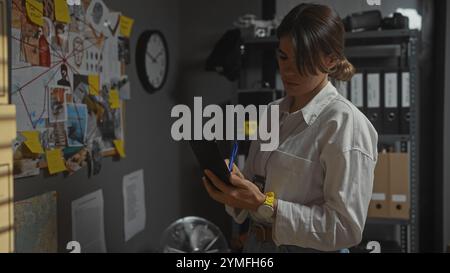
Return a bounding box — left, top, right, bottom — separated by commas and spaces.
46, 149, 67, 175
119, 15, 135, 38
123, 170, 146, 241
88, 75, 100, 96
113, 140, 126, 158
54, 0, 72, 23
25, 0, 44, 26
22, 131, 44, 154
109, 89, 120, 109
72, 190, 106, 253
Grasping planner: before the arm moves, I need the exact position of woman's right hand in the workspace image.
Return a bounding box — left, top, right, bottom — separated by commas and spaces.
225, 159, 245, 179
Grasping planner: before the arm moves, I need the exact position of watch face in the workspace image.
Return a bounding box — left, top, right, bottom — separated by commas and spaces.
257, 205, 274, 219
136, 30, 169, 93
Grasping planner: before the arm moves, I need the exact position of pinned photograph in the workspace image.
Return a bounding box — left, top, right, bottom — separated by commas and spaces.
49, 87, 68, 123
51, 122, 68, 148
51, 23, 69, 55
66, 104, 88, 147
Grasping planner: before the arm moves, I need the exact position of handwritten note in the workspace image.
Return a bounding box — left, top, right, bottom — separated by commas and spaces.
22, 131, 44, 154
119, 15, 135, 38
54, 0, 72, 23
88, 75, 100, 96
46, 149, 67, 175
113, 140, 126, 158
25, 0, 44, 26
109, 89, 120, 109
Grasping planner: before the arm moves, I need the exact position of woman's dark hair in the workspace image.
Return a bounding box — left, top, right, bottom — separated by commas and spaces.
277, 3, 355, 81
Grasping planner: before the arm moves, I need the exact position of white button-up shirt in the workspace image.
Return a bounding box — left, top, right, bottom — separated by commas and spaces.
226, 81, 378, 251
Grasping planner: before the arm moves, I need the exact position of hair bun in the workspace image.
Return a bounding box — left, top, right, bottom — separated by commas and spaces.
330, 58, 355, 82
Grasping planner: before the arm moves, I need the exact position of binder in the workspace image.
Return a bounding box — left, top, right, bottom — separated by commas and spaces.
388, 153, 410, 220
368, 153, 390, 218
366, 72, 382, 132
351, 72, 365, 113
383, 72, 400, 134
400, 71, 411, 134
336, 80, 349, 100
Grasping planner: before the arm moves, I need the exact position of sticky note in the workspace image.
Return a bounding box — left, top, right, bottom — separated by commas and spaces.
109, 89, 120, 109
22, 131, 44, 154
113, 140, 126, 158
119, 15, 135, 38
88, 75, 100, 96
244, 120, 258, 137
54, 0, 72, 23
25, 0, 44, 26
46, 149, 67, 175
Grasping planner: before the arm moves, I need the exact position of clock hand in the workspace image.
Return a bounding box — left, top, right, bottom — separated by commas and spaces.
154, 50, 164, 60
146, 51, 157, 63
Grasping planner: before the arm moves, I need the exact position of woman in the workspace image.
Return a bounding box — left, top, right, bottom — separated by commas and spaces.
203, 3, 378, 252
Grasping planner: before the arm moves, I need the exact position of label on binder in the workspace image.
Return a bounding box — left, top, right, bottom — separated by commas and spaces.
372, 193, 386, 201
392, 194, 407, 203
351, 73, 363, 107
402, 72, 410, 108
367, 74, 380, 108
385, 73, 398, 108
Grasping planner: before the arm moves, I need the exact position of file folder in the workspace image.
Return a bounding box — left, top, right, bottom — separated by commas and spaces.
388, 153, 410, 220
351, 72, 364, 113
368, 153, 390, 218
366, 72, 382, 132
336, 80, 349, 100
383, 72, 400, 134
400, 72, 411, 134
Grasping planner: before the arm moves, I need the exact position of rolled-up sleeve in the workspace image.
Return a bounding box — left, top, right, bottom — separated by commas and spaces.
273, 149, 376, 251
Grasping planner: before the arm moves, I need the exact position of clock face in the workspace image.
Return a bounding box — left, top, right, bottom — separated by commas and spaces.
136, 30, 169, 93
145, 34, 167, 90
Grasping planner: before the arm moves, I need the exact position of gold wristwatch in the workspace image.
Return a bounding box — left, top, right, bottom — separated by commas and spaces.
257, 192, 275, 220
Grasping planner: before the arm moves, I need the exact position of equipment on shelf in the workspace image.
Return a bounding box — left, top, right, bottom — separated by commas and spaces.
234, 14, 278, 39
344, 10, 409, 32
206, 29, 243, 82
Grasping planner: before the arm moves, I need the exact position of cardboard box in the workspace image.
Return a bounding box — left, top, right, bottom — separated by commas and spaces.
388, 153, 410, 220
368, 153, 390, 218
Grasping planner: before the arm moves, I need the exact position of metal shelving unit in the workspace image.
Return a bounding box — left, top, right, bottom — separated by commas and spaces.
345, 30, 420, 253
235, 29, 420, 253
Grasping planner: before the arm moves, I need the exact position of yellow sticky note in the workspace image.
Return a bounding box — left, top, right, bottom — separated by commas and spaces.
22, 131, 44, 154
109, 89, 120, 109
113, 140, 126, 158
54, 0, 72, 23
245, 120, 258, 137
88, 75, 100, 96
46, 149, 67, 175
119, 15, 135, 38
25, 0, 44, 26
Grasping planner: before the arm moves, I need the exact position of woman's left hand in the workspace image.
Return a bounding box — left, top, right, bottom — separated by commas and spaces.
203, 169, 266, 212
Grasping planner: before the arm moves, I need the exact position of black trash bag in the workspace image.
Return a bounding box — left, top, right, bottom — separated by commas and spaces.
205, 28, 242, 82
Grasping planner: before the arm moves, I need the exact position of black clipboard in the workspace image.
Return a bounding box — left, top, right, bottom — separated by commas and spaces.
189, 140, 231, 185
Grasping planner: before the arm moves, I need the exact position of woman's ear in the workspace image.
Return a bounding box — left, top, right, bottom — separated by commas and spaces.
324, 55, 339, 70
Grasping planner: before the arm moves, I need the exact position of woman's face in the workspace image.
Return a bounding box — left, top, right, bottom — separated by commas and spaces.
277, 35, 327, 97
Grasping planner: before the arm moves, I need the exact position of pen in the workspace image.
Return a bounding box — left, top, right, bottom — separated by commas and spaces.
228, 141, 239, 172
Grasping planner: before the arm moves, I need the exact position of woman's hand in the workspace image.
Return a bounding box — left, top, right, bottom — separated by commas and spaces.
202, 168, 266, 212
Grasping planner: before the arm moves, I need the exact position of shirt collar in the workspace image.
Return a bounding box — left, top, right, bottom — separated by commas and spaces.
278, 81, 338, 126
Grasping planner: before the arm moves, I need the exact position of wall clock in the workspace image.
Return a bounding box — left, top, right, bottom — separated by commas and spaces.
136, 30, 169, 93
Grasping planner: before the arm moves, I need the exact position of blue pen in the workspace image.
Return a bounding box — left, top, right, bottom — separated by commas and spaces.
228, 141, 239, 172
